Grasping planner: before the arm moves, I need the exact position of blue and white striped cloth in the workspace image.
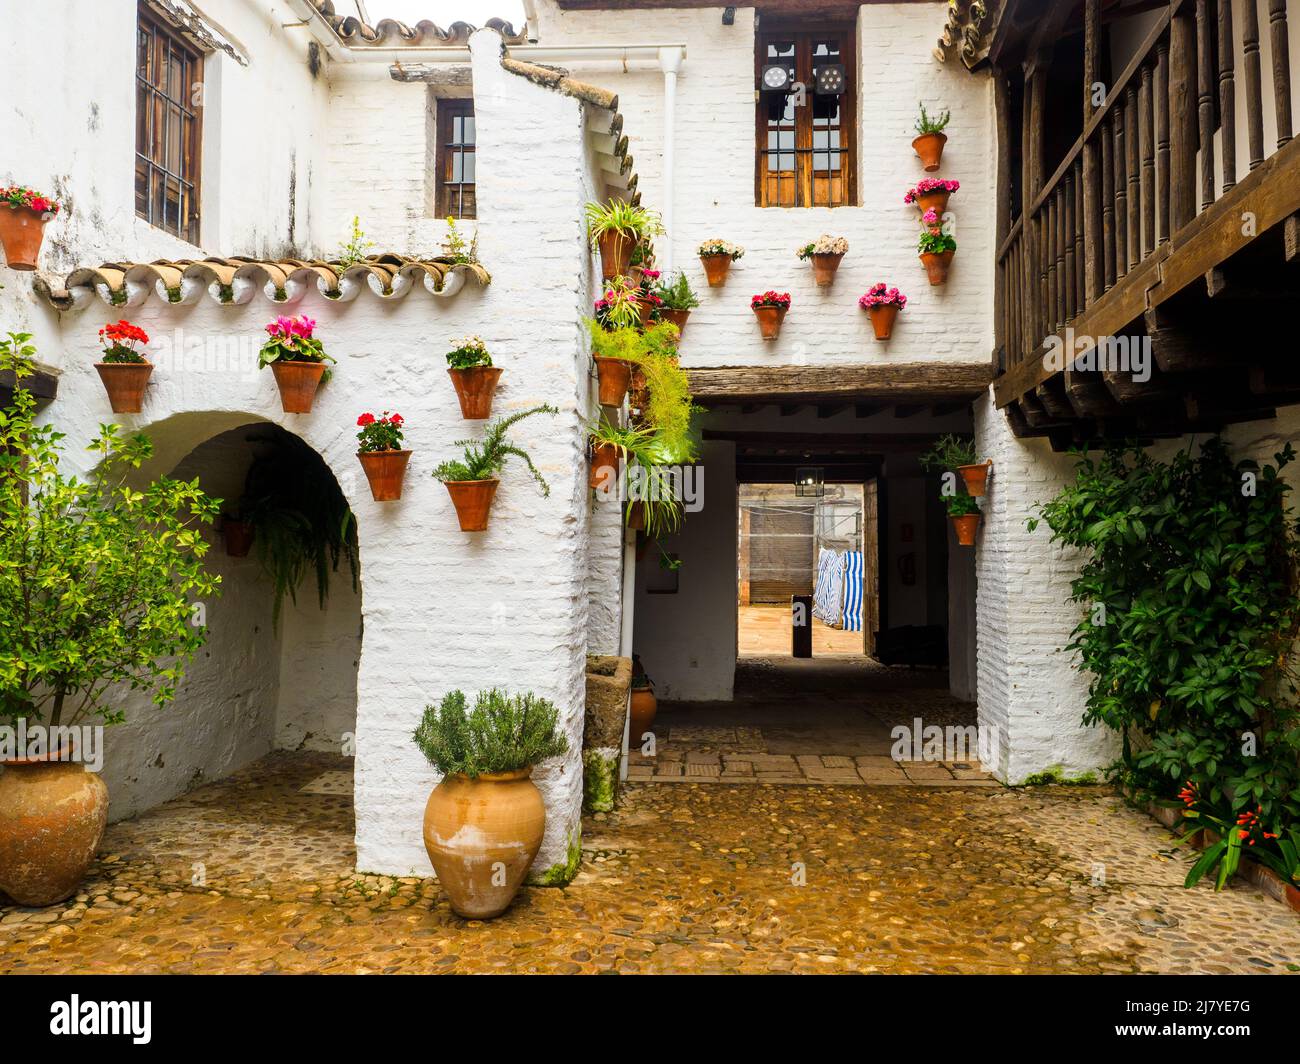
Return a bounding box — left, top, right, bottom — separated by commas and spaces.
812, 548, 865, 633
841, 550, 864, 632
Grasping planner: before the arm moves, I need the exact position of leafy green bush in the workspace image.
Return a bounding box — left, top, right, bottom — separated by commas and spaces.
413, 689, 569, 778
0, 333, 221, 726
945, 493, 981, 518
431, 405, 558, 492
919, 433, 977, 472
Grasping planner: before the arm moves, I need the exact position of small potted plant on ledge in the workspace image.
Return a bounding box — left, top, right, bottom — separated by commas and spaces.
797, 235, 850, 287
751, 291, 791, 341
432, 404, 557, 531
698, 238, 744, 287
0, 186, 60, 271
918, 209, 957, 286
858, 284, 907, 341
446, 336, 502, 420
947, 493, 982, 546
912, 103, 951, 172
356, 411, 411, 502
415, 688, 569, 919
586, 200, 663, 281
95, 319, 153, 413
653, 271, 700, 337
259, 315, 334, 414
905, 177, 960, 217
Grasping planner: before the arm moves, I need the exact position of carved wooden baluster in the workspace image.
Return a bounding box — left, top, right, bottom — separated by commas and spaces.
1044, 198, 1057, 335
1156, 38, 1171, 243
1125, 83, 1141, 268
1217, 0, 1236, 191
1169, 7, 1199, 232
1073, 158, 1086, 312
1113, 111, 1129, 277
1196, 0, 1216, 210
1140, 62, 1156, 257
1101, 118, 1116, 289
1056, 187, 1068, 329
1242, 0, 1265, 168
1269, 0, 1292, 146
1083, 0, 1103, 305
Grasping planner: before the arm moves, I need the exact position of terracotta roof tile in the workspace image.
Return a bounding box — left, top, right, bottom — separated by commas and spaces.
308, 0, 527, 48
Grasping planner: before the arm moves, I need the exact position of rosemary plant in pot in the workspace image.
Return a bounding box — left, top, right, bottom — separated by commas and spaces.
446, 336, 502, 420
355, 411, 411, 502
415, 688, 569, 918
94, 318, 153, 414
920, 433, 991, 496
432, 405, 558, 531
259, 315, 334, 414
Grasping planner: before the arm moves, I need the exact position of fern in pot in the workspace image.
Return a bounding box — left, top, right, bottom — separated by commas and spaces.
415, 689, 569, 918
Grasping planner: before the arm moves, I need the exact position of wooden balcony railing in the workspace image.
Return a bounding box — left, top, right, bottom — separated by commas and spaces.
996, 0, 1294, 381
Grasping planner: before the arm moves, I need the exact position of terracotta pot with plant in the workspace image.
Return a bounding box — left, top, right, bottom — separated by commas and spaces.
798, 235, 849, 287
586, 200, 663, 281
905, 177, 960, 218
0, 186, 60, 271
415, 689, 569, 919
956, 460, 992, 497
650, 270, 698, 339
433, 405, 557, 532
858, 284, 907, 341
948, 494, 982, 546
911, 103, 951, 172
259, 315, 334, 414
0, 334, 221, 905
94, 318, 153, 413
355, 411, 411, 502
751, 291, 791, 341
446, 336, 502, 420
591, 276, 648, 406
698, 238, 744, 287
918, 209, 956, 286
221, 514, 254, 557
588, 420, 654, 493
920, 434, 987, 491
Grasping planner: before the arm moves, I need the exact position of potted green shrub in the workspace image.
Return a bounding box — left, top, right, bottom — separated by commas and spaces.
654, 270, 700, 337
585, 200, 662, 281
415, 689, 569, 919
432, 405, 558, 531
920, 433, 990, 496
912, 103, 951, 171
797, 235, 849, 287
698, 238, 744, 287
918, 208, 957, 286
259, 315, 334, 414
0, 334, 221, 906
356, 411, 411, 502
946, 493, 982, 546
94, 318, 153, 414
446, 336, 502, 420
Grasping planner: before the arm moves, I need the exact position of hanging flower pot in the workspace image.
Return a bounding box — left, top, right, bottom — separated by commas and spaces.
858, 284, 907, 341
810, 253, 844, 286
951, 512, 981, 547
661, 308, 690, 336
0, 187, 60, 271
905, 178, 960, 217
222, 517, 254, 557
270, 360, 326, 413
597, 229, 635, 281
594, 356, 634, 406
260, 316, 333, 414
443, 479, 499, 532
446, 337, 501, 419
920, 250, 955, 286
356, 411, 411, 502
697, 239, 744, 287
797, 236, 849, 287
751, 291, 791, 341
0, 743, 108, 906
94, 319, 153, 413
956, 460, 992, 497
590, 440, 620, 490
912, 131, 948, 172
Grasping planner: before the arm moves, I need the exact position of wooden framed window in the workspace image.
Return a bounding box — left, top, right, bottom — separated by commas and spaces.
135, 2, 204, 243
436, 99, 477, 219
756, 24, 857, 208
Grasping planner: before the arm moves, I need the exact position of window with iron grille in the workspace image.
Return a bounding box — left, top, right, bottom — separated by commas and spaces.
755, 24, 857, 208
135, 3, 204, 243
436, 99, 477, 219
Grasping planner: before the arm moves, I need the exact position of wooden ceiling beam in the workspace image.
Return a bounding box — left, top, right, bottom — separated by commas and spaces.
687, 363, 993, 406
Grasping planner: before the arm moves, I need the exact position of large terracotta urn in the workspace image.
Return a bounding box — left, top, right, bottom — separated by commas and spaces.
629, 685, 657, 743
423, 769, 546, 919
0, 749, 108, 906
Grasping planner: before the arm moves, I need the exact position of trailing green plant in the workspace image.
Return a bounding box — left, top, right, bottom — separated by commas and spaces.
337, 215, 375, 269
240, 428, 358, 629
446, 335, 492, 370
1030, 439, 1300, 839
919, 433, 978, 472
431, 405, 558, 493
944, 493, 981, 518
654, 270, 700, 311
413, 688, 569, 778
588, 417, 656, 459
584, 200, 663, 246
914, 102, 951, 135
0, 333, 221, 727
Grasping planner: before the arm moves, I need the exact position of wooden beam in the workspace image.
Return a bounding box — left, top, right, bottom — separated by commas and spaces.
687, 363, 993, 405
0, 368, 58, 403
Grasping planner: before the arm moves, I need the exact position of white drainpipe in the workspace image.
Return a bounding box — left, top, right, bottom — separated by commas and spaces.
657, 46, 683, 273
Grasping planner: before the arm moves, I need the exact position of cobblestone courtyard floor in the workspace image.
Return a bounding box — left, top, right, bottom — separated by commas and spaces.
1, 750, 1298, 974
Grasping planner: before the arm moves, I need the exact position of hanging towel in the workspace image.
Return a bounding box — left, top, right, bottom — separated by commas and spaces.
841, 550, 864, 632
813, 548, 845, 627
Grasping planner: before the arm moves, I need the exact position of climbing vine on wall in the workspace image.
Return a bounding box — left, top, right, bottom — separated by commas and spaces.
1029, 438, 1300, 831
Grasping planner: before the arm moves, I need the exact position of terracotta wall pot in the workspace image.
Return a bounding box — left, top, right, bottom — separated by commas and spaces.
0, 205, 49, 271
809, 252, 844, 287
444, 478, 499, 531
637, 299, 656, 329
597, 229, 634, 281
951, 513, 981, 546
912, 131, 947, 172
626, 500, 646, 531
629, 365, 649, 412
957, 461, 991, 497
269, 360, 326, 414
0, 753, 108, 906
753, 305, 787, 341
590, 441, 620, 490
629, 687, 657, 742
700, 253, 732, 287
94, 362, 153, 414
594, 356, 633, 407
423, 768, 546, 919
661, 308, 690, 337
222, 518, 254, 557
358, 449, 412, 502
914, 189, 952, 216
448, 366, 503, 420
867, 304, 899, 341
920, 250, 955, 286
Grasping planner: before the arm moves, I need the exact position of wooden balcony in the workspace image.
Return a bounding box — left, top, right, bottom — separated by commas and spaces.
992, 0, 1300, 447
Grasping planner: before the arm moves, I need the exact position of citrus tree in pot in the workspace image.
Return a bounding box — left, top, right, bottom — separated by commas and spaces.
446, 336, 501, 420
415, 688, 569, 918
355, 411, 410, 502
0, 186, 60, 271
432, 404, 558, 531
585, 200, 662, 281
95, 319, 153, 413
0, 334, 221, 906
259, 315, 334, 414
